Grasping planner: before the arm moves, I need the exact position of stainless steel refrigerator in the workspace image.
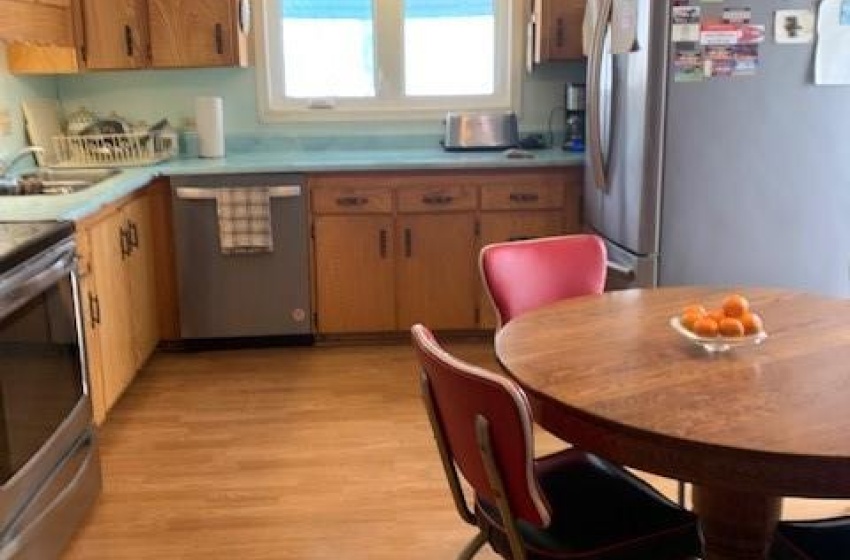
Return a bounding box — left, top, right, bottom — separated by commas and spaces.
584, 0, 850, 297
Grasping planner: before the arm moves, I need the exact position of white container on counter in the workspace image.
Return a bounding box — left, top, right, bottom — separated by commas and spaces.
195, 96, 225, 158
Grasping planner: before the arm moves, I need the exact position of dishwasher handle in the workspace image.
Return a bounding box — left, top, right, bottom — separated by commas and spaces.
175, 185, 302, 200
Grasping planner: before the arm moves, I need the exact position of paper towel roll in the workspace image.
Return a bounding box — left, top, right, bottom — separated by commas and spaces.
195, 96, 225, 158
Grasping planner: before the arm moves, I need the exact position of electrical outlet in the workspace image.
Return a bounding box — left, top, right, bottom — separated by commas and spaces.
0, 108, 11, 137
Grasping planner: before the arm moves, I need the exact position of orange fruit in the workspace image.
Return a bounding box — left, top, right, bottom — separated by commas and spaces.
682, 304, 707, 317
722, 294, 749, 318
681, 310, 704, 331
707, 308, 726, 323
740, 312, 764, 335
718, 317, 745, 337
693, 317, 719, 338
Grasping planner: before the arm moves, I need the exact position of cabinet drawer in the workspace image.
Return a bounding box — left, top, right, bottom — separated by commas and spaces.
312, 187, 393, 214
397, 184, 476, 213
480, 183, 564, 210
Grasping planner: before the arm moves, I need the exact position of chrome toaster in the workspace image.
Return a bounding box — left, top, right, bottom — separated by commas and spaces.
442, 111, 519, 151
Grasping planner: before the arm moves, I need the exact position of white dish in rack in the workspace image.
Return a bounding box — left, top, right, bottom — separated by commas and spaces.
669, 317, 768, 353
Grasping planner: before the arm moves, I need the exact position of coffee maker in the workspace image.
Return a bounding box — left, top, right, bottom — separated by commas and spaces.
563, 83, 586, 152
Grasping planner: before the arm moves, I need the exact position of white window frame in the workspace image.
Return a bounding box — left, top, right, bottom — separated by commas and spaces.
255, 0, 524, 122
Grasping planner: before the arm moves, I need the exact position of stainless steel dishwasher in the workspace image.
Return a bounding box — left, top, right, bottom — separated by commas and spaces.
171, 174, 312, 344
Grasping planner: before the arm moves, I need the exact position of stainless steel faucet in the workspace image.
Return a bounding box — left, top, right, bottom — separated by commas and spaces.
0, 146, 44, 178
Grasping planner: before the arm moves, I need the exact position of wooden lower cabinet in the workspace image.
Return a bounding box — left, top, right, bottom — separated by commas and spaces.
311, 168, 581, 335
313, 215, 395, 333
76, 183, 165, 423
396, 213, 477, 330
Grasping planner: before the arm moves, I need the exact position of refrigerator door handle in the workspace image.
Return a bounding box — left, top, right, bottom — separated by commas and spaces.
607, 260, 636, 281
587, 0, 613, 192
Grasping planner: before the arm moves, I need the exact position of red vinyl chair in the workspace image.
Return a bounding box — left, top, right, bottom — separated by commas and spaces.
411, 324, 702, 560
479, 234, 687, 507
771, 517, 850, 559
479, 234, 607, 330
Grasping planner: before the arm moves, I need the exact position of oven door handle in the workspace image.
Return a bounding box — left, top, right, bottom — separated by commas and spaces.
0, 240, 76, 321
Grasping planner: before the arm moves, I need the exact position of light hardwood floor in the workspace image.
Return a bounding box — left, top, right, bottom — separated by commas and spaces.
64, 341, 850, 559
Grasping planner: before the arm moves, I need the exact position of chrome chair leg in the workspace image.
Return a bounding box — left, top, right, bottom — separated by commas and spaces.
458, 530, 487, 560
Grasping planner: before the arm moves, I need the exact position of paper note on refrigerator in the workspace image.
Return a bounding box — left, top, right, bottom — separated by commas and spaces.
611, 0, 639, 53
815, 0, 850, 85
583, 0, 604, 56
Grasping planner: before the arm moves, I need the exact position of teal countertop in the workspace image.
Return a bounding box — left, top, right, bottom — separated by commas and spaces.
0, 146, 583, 222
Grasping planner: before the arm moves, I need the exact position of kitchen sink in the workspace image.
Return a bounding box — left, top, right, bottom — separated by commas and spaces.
2, 168, 120, 195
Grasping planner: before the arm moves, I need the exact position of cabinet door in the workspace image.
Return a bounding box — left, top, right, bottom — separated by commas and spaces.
75, 228, 107, 425
396, 214, 477, 330
81, 0, 149, 69
86, 210, 136, 413
536, 0, 584, 62
478, 210, 566, 329
124, 194, 160, 369
148, 0, 245, 67
314, 216, 396, 333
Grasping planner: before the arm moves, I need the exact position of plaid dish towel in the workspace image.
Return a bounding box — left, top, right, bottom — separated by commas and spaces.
215, 188, 274, 254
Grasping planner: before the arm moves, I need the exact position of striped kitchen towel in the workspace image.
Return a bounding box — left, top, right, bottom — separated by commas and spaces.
215, 188, 274, 254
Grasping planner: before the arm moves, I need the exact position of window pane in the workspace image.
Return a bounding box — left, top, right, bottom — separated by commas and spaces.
281, 0, 375, 98
403, 0, 495, 96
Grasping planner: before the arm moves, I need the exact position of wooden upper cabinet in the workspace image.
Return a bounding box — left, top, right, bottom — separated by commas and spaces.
148, 0, 248, 68
533, 0, 585, 63
0, 0, 74, 46
80, 0, 150, 69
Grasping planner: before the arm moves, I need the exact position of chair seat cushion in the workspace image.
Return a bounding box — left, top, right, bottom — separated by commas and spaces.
771, 517, 850, 560
477, 448, 701, 560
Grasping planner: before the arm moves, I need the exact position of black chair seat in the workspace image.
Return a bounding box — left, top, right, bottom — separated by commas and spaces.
771, 517, 850, 560
477, 449, 701, 560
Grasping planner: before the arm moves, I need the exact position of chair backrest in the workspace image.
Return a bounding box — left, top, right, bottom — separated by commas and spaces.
479, 234, 607, 328
411, 324, 551, 528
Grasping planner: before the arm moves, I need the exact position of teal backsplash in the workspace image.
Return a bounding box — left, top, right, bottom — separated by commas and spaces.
0, 46, 59, 157
1, 42, 584, 154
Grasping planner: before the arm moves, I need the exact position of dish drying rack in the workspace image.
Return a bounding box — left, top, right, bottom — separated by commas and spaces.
50, 130, 178, 168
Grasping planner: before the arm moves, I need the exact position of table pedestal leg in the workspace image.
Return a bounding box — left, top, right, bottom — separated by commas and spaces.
692, 485, 782, 560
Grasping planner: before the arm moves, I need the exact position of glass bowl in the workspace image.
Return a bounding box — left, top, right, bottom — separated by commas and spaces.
669, 317, 768, 353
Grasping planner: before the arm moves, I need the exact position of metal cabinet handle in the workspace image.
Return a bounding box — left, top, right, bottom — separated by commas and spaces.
336, 196, 368, 207
508, 192, 540, 203
124, 25, 134, 57
128, 220, 139, 250
422, 194, 454, 205
119, 226, 131, 259
214, 23, 224, 55
88, 292, 100, 328
379, 229, 388, 258
404, 228, 412, 258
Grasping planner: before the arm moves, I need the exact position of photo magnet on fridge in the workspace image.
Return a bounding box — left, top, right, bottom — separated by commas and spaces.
775, 10, 814, 44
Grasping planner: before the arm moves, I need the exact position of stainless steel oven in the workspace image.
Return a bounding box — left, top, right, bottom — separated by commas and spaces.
0, 222, 101, 559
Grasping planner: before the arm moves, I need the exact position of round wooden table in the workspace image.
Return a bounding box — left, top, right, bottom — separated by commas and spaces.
494, 286, 850, 560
